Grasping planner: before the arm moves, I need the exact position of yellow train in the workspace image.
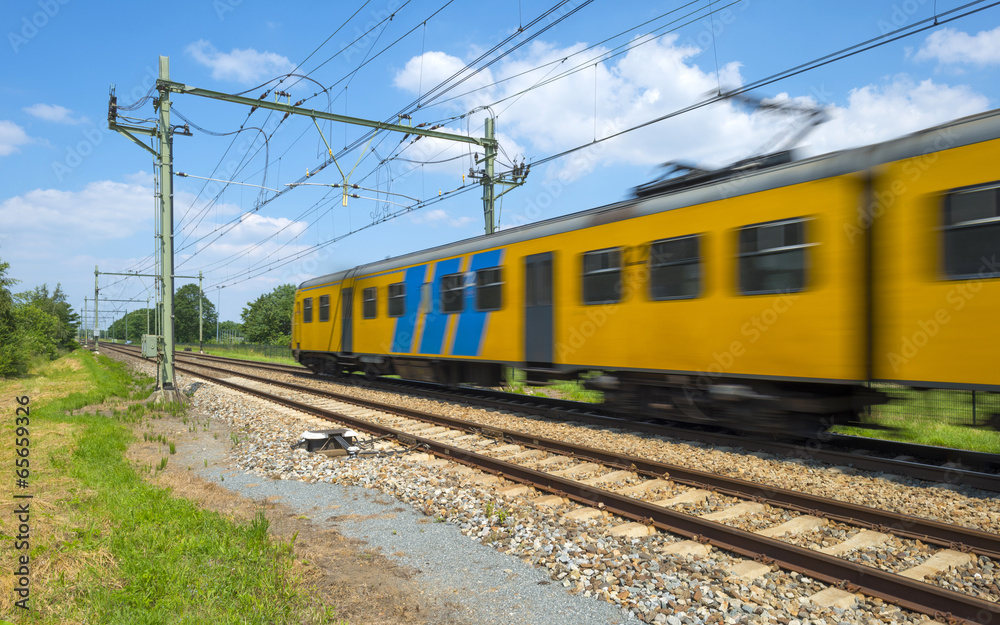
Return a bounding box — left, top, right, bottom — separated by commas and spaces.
293, 109, 1000, 434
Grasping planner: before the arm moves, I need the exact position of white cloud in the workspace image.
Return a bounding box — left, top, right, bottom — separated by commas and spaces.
395, 34, 991, 185
914, 26, 1000, 67
0, 121, 31, 156
0, 179, 152, 240
23, 103, 88, 124
186, 40, 294, 84
409, 207, 474, 228
806, 77, 990, 155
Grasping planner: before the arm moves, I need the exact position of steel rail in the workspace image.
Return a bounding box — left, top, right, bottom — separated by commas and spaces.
119, 344, 1000, 486
165, 353, 1000, 560
157, 356, 999, 625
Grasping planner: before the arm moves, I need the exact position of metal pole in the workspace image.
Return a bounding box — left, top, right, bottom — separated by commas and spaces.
94, 266, 99, 352
146, 296, 150, 335
198, 270, 203, 353
125, 307, 128, 344
84, 297, 88, 343
159, 55, 177, 391
482, 117, 496, 235
216, 286, 221, 342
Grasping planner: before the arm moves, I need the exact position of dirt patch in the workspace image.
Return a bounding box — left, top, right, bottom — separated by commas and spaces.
127, 406, 468, 625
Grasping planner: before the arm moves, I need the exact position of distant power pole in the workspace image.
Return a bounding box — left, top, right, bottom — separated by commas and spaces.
198, 270, 203, 353
93, 266, 99, 352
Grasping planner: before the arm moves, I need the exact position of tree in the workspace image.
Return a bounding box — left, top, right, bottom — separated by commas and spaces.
106, 308, 153, 344
16, 283, 80, 349
241, 284, 295, 344
173, 283, 217, 344
0, 258, 22, 375
0, 258, 80, 376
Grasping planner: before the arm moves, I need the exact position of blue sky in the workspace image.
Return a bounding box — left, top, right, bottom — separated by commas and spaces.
2, 0, 999, 331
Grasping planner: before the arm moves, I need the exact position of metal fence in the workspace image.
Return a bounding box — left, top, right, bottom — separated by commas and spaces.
177, 343, 293, 360
866, 384, 1000, 429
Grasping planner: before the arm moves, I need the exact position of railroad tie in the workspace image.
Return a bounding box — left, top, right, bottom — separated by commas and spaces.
755, 515, 827, 538
652, 489, 710, 507
618, 479, 672, 496
819, 529, 890, 556
807, 587, 858, 609
898, 549, 974, 580
699, 501, 765, 522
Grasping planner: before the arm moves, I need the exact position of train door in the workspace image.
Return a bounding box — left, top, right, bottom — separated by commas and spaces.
341, 288, 353, 353
293, 301, 301, 350
524, 252, 553, 365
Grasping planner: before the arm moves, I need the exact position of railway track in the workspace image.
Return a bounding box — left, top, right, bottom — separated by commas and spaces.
117, 344, 1000, 490
104, 343, 1000, 624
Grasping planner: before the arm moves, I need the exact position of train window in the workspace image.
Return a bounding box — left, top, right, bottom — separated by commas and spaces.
476, 267, 503, 311
319, 295, 330, 322
388, 282, 405, 317
943, 183, 1000, 279
362, 287, 377, 319
582, 248, 621, 304
649, 235, 701, 300
303, 297, 313, 323
441, 273, 465, 313
738, 218, 811, 295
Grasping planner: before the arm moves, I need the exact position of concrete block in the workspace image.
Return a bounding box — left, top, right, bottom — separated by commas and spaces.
564, 507, 604, 521
609, 522, 656, 538
550, 462, 601, 477
582, 470, 635, 486
819, 530, 890, 556
530, 495, 565, 507
619, 479, 672, 496
808, 587, 857, 609
661, 540, 711, 557
899, 549, 974, 580
498, 484, 532, 498
654, 489, 710, 507
756, 515, 826, 538
724, 560, 771, 581
700, 501, 765, 522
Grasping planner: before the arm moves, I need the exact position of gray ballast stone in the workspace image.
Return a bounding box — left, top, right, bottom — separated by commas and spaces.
197, 466, 633, 625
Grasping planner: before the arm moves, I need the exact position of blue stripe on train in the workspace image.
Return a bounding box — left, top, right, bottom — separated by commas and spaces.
418, 257, 462, 354
391, 265, 427, 353
451, 249, 504, 356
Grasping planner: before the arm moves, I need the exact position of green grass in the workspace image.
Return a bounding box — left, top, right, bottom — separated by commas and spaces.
191, 346, 299, 367
502, 368, 603, 403
833, 387, 1000, 454
0, 350, 337, 623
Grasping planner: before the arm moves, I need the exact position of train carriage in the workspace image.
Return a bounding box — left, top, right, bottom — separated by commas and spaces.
293, 109, 1000, 434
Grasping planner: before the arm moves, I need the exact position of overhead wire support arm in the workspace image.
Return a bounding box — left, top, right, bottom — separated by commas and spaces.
158, 81, 489, 148
156, 77, 518, 234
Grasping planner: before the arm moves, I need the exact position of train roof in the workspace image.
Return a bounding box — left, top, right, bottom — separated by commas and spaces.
300, 107, 1000, 290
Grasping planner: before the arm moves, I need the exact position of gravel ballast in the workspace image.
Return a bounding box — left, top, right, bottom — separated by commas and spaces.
105, 349, 1000, 624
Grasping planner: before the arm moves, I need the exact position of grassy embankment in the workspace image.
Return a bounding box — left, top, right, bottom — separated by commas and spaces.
0, 350, 338, 624
184, 345, 298, 367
